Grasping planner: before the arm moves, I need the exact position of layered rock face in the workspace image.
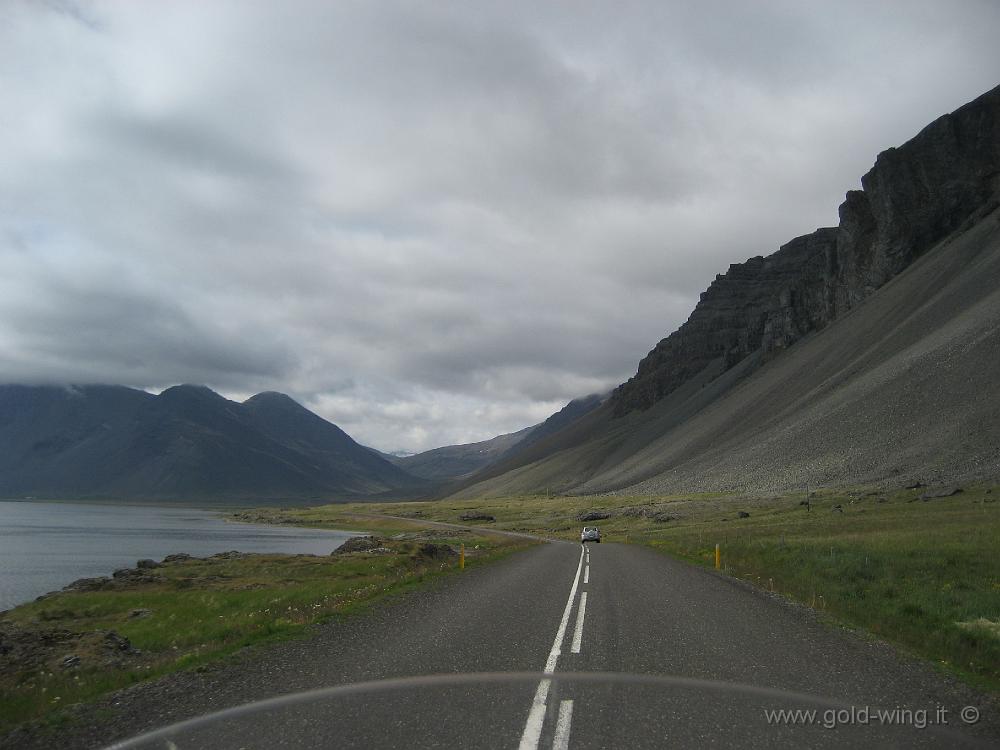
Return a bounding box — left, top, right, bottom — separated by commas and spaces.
613, 228, 838, 414
833, 87, 1000, 311
614, 84, 1000, 416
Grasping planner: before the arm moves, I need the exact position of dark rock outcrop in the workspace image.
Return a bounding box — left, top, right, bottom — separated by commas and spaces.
103, 630, 132, 652
614, 84, 1000, 415
331, 536, 384, 554
65, 576, 113, 592
458, 512, 496, 522
417, 543, 458, 558
209, 551, 245, 560
0, 623, 143, 675
920, 486, 964, 500
162, 553, 195, 563
111, 567, 164, 585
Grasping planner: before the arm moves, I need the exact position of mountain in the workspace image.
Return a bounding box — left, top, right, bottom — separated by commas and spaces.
383, 393, 606, 482
444, 393, 608, 491
508, 393, 606, 455
241, 391, 422, 492
0, 384, 424, 502
385, 426, 535, 481
452, 84, 1000, 498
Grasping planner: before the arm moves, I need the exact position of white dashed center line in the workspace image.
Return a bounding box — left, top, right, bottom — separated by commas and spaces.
571, 592, 587, 654
583, 564, 589, 584
517, 545, 585, 750
552, 700, 574, 750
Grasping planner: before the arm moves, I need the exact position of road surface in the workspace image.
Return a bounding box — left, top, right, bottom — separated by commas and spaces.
16, 541, 996, 749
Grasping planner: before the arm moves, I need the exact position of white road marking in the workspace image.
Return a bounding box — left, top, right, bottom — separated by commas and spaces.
583, 565, 589, 584
517, 546, 585, 750
519, 679, 552, 750
571, 592, 587, 654
552, 700, 574, 750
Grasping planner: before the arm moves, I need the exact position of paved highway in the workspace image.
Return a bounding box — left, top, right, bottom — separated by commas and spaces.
36, 541, 997, 749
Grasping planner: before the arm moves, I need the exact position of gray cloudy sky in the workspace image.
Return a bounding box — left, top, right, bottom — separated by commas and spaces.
3, 1, 999, 452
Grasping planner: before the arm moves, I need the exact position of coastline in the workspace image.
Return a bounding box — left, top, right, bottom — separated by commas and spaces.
0, 512, 532, 738
0, 500, 359, 612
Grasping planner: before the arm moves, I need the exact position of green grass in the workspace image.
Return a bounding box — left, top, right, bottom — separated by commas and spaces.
8, 485, 995, 734
291, 486, 1000, 693
641, 490, 1000, 692
0, 534, 528, 732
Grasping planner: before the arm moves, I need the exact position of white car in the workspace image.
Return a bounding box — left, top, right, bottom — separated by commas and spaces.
581, 526, 601, 543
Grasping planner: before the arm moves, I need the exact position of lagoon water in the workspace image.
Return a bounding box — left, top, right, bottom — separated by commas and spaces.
0, 500, 360, 611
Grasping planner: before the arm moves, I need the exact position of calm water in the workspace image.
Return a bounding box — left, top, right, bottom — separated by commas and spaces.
0, 500, 361, 611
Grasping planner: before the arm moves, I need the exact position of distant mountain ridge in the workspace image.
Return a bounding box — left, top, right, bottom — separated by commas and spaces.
453, 84, 1000, 497
382, 393, 606, 482
382, 426, 535, 481
0, 383, 609, 500
0, 384, 424, 502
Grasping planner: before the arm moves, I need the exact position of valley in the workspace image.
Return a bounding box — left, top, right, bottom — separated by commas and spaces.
2, 22, 999, 748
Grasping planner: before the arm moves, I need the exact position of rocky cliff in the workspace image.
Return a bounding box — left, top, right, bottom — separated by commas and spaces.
614, 83, 1000, 415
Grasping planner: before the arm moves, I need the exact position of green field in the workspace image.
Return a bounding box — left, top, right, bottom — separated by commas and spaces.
283, 485, 1000, 693
4, 484, 997, 735
0, 526, 528, 732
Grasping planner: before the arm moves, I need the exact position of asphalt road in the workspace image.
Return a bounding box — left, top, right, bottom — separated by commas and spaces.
21, 541, 997, 749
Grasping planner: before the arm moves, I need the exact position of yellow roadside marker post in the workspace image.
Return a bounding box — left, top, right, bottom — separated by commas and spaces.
460, 543, 465, 570
715, 543, 720, 570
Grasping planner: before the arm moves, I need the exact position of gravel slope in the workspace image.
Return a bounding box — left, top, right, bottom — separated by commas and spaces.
458, 206, 1000, 497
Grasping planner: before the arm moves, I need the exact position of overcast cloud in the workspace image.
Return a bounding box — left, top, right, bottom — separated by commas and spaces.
2, 0, 999, 452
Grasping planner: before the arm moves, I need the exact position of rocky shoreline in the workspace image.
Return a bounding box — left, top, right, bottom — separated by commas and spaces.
1, 552, 246, 681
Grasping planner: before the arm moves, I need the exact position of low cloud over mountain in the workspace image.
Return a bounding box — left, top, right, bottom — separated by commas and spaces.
3, 2, 1000, 451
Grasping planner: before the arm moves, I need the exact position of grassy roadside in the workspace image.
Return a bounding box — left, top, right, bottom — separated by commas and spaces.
297, 485, 1000, 693
6, 484, 994, 733
0, 525, 529, 733
641, 488, 1000, 694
